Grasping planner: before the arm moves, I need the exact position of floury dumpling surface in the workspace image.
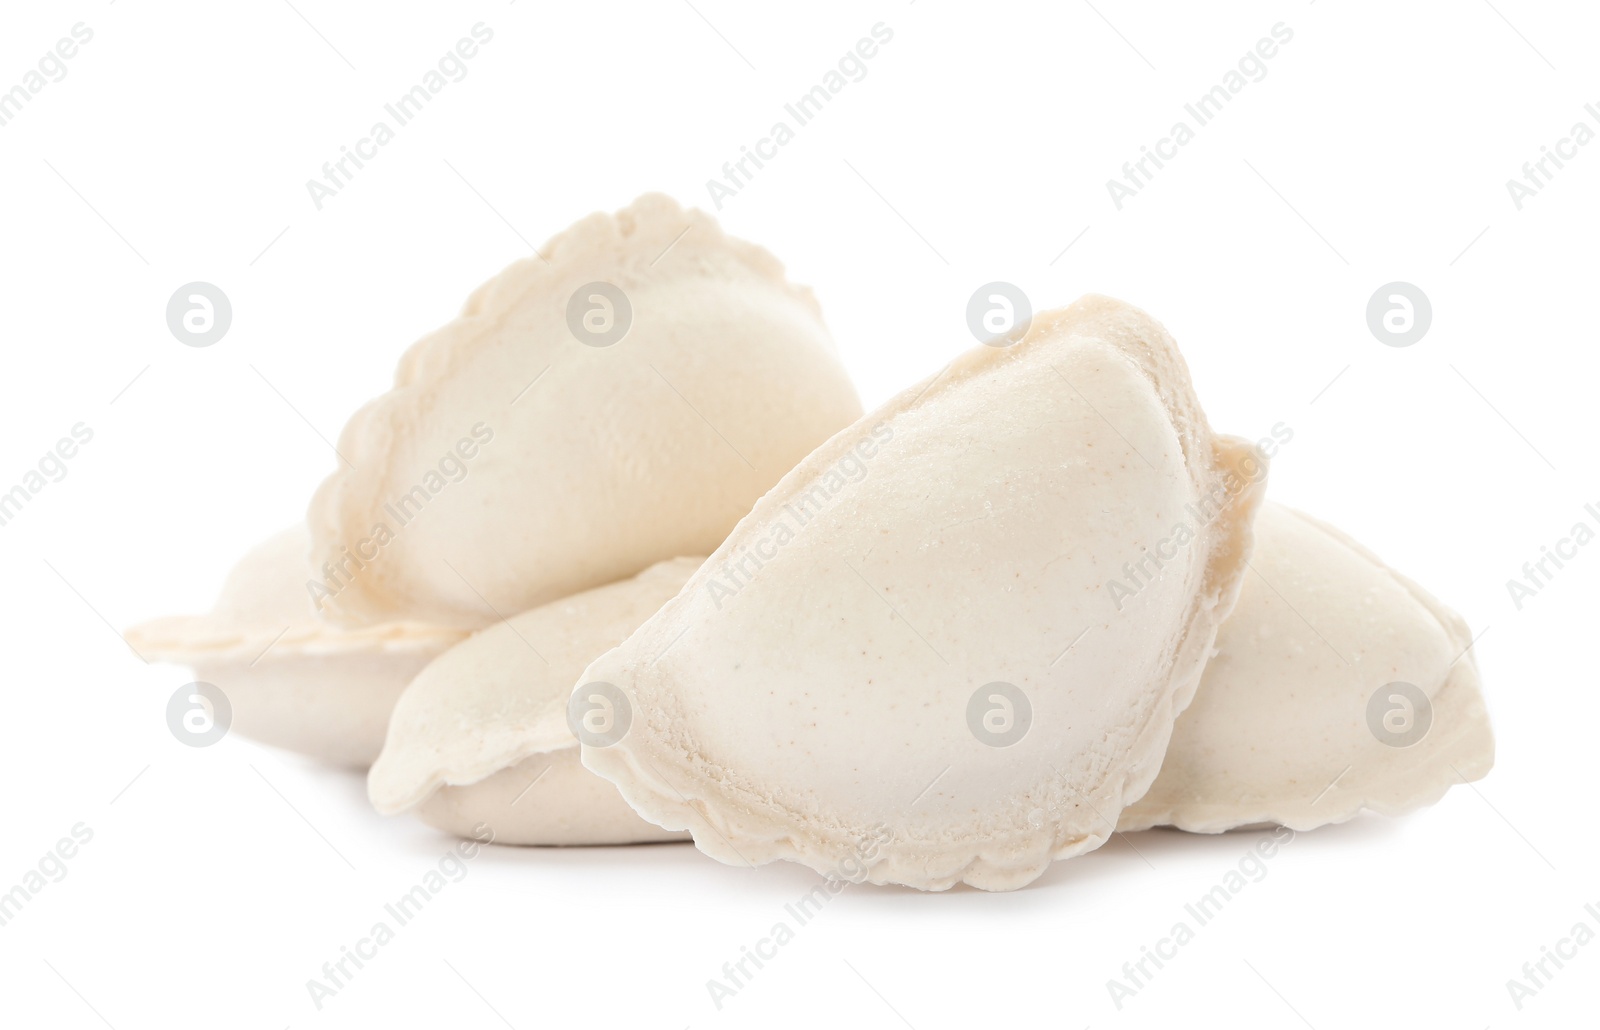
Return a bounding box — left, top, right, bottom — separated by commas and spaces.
305, 194, 862, 629
1119, 503, 1494, 833
579, 295, 1269, 891
368, 559, 700, 845
126, 527, 466, 767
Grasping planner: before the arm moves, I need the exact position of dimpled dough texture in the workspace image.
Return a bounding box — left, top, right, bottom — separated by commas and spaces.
306, 193, 863, 629
580, 295, 1269, 891
368, 559, 700, 845
1118, 503, 1495, 833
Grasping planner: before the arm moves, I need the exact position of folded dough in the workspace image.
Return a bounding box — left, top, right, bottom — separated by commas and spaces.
305, 193, 863, 629
126, 527, 466, 767
368, 558, 700, 845
579, 295, 1269, 890
1119, 502, 1494, 832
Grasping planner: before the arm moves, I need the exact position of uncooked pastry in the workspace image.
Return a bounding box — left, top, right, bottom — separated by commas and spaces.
305, 193, 863, 629
1119, 502, 1495, 832
368, 558, 699, 845
579, 295, 1269, 890
126, 526, 466, 767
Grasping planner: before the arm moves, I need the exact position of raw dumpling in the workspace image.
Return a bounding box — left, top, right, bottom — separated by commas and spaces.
1118, 502, 1494, 832
126, 527, 466, 767
579, 295, 1269, 891
368, 558, 700, 845
305, 194, 863, 629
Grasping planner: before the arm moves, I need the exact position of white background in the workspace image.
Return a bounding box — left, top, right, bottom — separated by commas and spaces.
1, 1, 1595, 1027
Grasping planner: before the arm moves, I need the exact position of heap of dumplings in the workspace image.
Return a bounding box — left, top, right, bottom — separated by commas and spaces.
129, 195, 1494, 892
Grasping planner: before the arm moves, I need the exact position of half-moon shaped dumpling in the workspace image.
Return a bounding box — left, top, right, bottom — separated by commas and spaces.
1118, 502, 1494, 833
126, 526, 466, 767
368, 558, 701, 845
579, 295, 1270, 890
305, 194, 862, 629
